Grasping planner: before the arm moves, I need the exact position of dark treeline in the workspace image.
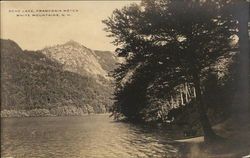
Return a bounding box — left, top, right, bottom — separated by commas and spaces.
103, 0, 249, 142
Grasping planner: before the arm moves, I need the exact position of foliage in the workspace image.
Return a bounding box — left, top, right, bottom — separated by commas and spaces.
104, 0, 238, 140
1, 105, 96, 117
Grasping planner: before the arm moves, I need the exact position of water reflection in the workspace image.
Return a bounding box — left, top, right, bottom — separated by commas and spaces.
1, 115, 180, 158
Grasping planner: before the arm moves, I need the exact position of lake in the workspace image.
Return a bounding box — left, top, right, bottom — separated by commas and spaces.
1, 115, 181, 158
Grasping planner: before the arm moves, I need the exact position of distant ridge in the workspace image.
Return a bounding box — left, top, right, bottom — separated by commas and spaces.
41, 40, 121, 81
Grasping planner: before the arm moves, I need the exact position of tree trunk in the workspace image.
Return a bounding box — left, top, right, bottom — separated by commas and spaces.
193, 74, 220, 142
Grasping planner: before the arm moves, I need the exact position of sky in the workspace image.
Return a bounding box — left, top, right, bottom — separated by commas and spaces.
1, 1, 139, 51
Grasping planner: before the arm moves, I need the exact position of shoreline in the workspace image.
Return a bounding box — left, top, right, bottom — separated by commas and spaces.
2, 111, 250, 157
1, 108, 110, 118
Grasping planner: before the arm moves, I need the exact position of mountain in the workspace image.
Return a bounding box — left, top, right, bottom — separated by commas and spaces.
42, 40, 110, 80
1, 39, 119, 117
93, 50, 124, 72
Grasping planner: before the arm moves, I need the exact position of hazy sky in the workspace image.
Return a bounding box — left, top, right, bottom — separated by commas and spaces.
1, 1, 139, 51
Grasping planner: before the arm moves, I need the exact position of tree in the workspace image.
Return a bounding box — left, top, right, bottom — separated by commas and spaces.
222, 0, 250, 119
103, 0, 238, 142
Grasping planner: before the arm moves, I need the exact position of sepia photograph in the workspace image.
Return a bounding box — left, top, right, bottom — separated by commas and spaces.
1, 0, 249, 157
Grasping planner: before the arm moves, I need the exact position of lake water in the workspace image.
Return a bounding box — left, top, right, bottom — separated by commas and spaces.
1, 115, 181, 158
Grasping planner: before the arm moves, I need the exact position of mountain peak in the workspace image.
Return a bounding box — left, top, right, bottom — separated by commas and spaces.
64, 40, 82, 47
41, 39, 111, 79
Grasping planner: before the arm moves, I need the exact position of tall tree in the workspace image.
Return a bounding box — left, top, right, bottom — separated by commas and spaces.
104, 0, 238, 142
223, 0, 250, 120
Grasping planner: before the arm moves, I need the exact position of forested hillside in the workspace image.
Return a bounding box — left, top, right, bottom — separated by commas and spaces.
1, 39, 118, 117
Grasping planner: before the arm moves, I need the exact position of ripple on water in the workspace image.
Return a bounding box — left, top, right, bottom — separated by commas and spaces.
1, 115, 179, 158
